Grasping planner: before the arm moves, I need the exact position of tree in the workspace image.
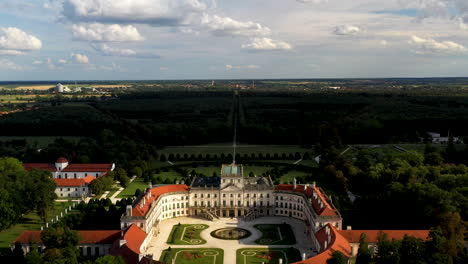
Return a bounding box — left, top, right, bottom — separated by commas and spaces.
326, 251, 347, 264
374, 232, 400, 264
94, 255, 125, 264
25, 247, 44, 264
131, 167, 142, 178
356, 233, 372, 264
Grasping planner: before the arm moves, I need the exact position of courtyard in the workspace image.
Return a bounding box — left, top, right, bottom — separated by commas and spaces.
144, 216, 315, 264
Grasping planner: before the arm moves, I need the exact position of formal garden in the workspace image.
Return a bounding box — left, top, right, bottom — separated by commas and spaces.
166, 224, 209, 245
236, 248, 301, 264
254, 224, 296, 245
159, 248, 224, 264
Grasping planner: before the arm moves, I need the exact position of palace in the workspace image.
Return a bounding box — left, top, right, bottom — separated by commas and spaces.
24, 157, 115, 198
13, 163, 428, 264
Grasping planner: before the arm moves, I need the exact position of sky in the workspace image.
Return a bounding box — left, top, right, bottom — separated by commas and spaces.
1, 0, 468, 80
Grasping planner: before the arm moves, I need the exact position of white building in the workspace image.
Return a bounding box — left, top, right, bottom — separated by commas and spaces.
24, 157, 115, 198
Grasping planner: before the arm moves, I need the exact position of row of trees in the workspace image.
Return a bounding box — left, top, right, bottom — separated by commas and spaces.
0, 158, 56, 231
159, 151, 310, 162
328, 228, 468, 264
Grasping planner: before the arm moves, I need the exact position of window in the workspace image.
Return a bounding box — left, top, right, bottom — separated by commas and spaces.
83, 188, 85, 191
247, 194, 250, 198
267, 193, 270, 198
194, 201, 197, 206
96, 173, 98, 177
67, 188, 70, 191
207, 194, 210, 198
230, 194, 233, 198
75, 188, 78, 191
201, 194, 204, 198
60, 188, 63, 191
223, 194, 226, 198
230, 200, 233, 206
214, 194, 217, 198
223, 200, 226, 206
238, 200, 241, 206
230, 179, 233, 183
238, 194, 241, 198
195, 194, 197, 198
238, 179, 241, 183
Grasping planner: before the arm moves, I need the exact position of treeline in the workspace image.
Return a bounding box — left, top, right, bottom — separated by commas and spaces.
0, 158, 56, 231
58, 198, 133, 230
159, 151, 310, 162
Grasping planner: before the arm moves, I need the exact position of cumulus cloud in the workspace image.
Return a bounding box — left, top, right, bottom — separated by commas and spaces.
401, 0, 468, 23
242, 37, 292, 51
62, 0, 209, 25
71, 23, 144, 42
91, 43, 159, 58
334, 25, 361, 36
0, 59, 23, 71
201, 14, 271, 37
409, 35, 468, 54
0, 50, 25, 56
71, 53, 90, 64
0, 27, 41, 55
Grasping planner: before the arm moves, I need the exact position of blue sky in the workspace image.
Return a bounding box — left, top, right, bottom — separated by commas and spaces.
1, 0, 468, 80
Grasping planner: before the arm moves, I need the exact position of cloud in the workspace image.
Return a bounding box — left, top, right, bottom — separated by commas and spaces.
0, 59, 23, 71
62, 0, 209, 26
409, 35, 468, 54
0, 50, 25, 56
159, 66, 168, 70
91, 43, 159, 58
71, 23, 144, 42
296, 0, 329, 3
334, 25, 361, 35
71, 53, 90, 64
242, 37, 292, 51
225, 64, 260, 70
400, 0, 468, 23
201, 14, 271, 37
0, 27, 42, 55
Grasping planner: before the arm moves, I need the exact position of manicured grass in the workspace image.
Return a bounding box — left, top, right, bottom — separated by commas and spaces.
116, 177, 149, 198
280, 170, 310, 183
236, 248, 301, 264
167, 224, 209, 245
0, 202, 75, 250
254, 224, 296, 245
160, 248, 223, 264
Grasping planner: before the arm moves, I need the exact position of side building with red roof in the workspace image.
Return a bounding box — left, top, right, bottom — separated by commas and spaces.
24, 157, 115, 198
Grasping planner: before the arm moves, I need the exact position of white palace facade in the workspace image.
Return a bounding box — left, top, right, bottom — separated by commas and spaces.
117, 164, 344, 264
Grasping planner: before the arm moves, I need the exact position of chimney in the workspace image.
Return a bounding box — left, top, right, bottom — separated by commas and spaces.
347, 226, 352, 230
293, 178, 297, 190
126, 205, 132, 216
312, 181, 316, 187
119, 240, 127, 247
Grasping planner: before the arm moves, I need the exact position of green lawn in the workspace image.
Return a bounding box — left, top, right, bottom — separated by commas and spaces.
167, 224, 209, 245
254, 224, 296, 245
0, 202, 74, 251
236, 248, 301, 264
160, 248, 223, 264
116, 178, 149, 198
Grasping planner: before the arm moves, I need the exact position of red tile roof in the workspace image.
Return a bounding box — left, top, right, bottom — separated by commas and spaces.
83, 175, 96, 184
14, 230, 120, 244
123, 224, 147, 254
292, 224, 351, 264
275, 184, 338, 217
54, 178, 88, 187
132, 185, 189, 217
62, 164, 113, 172
24, 163, 57, 172
338, 230, 430, 243
56, 157, 69, 163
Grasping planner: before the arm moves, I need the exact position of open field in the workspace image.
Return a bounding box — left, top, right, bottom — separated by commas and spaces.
167, 224, 209, 245
0, 85, 53, 90
159, 248, 224, 264
89, 84, 132, 88
0, 202, 74, 250
236, 248, 301, 264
